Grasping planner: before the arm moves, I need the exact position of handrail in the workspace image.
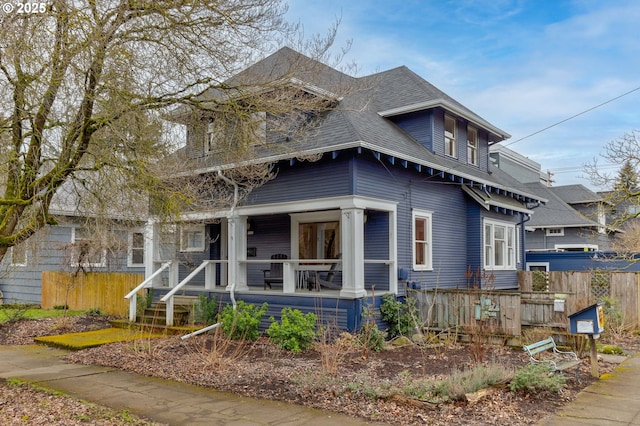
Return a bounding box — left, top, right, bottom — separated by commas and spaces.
125, 261, 172, 299
160, 260, 212, 302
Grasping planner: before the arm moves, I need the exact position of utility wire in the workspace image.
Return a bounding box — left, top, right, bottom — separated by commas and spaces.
504, 85, 640, 147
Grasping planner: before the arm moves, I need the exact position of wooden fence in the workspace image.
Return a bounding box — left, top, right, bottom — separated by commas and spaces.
42, 271, 144, 316
413, 271, 640, 339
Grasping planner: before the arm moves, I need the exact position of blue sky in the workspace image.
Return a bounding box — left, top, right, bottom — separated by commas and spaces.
285, 0, 640, 189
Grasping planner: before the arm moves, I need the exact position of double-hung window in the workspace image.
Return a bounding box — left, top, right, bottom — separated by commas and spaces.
467, 126, 478, 166
72, 227, 106, 268
412, 210, 433, 270
180, 225, 205, 252
128, 231, 145, 267
483, 219, 515, 270
444, 115, 457, 158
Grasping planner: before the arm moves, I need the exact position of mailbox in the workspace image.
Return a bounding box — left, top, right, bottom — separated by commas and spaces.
568, 302, 605, 337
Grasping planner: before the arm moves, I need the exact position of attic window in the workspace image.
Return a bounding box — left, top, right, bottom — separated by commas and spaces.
546, 228, 564, 236
204, 112, 266, 154
444, 115, 456, 158
467, 126, 478, 166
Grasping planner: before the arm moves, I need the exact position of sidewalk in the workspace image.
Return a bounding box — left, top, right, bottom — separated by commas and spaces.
0, 345, 380, 426
539, 354, 640, 425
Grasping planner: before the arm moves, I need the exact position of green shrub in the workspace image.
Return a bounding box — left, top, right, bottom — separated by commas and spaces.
220, 301, 267, 341
379, 294, 418, 338
267, 308, 317, 352
508, 363, 566, 393
358, 322, 386, 352
194, 294, 218, 325
85, 307, 102, 316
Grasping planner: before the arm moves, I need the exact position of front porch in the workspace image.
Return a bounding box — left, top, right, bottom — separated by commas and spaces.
128, 195, 400, 327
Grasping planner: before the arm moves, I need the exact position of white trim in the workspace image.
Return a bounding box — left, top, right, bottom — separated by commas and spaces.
444, 114, 457, 158
127, 230, 145, 267
411, 209, 433, 271
554, 244, 599, 252
290, 210, 341, 260
180, 225, 206, 252
467, 125, 478, 166
9, 244, 27, 267
545, 227, 565, 237
377, 98, 511, 140
483, 218, 516, 271
526, 262, 550, 272
71, 226, 107, 268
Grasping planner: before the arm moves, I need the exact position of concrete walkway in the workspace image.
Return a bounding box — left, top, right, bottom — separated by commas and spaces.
0, 345, 380, 426
3, 344, 640, 425
539, 354, 640, 425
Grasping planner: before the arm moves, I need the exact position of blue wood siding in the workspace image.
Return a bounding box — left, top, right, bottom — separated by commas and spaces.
526, 251, 640, 272
355, 156, 472, 290
245, 157, 352, 206
246, 214, 291, 288
364, 210, 390, 291
389, 111, 433, 152
207, 292, 384, 332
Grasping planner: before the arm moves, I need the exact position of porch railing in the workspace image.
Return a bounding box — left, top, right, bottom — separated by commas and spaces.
124, 261, 173, 322
159, 260, 227, 326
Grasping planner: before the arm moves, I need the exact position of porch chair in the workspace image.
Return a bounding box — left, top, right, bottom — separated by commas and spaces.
263, 254, 287, 289
308, 254, 342, 291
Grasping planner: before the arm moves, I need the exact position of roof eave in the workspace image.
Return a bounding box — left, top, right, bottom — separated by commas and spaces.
377, 99, 511, 142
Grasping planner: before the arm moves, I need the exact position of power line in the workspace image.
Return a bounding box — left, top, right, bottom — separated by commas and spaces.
504, 85, 640, 147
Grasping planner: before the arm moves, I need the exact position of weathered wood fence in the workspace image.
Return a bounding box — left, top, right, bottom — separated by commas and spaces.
42, 271, 144, 316
413, 271, 640, 338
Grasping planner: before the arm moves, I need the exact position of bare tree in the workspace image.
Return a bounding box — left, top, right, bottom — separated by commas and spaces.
0, 0, 349, 263
586, 130, 640, 257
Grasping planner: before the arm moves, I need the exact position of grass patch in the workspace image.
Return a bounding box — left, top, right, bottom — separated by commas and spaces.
0, 307, 85, 324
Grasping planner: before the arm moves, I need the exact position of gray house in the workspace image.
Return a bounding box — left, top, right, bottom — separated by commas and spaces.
0, 182, 146, 305
490, 145, 617, 272
135, 48, 544, 329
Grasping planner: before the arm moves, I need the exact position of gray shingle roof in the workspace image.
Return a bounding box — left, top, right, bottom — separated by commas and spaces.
520, 182, 599, 228
185, 48, 540, 202
549, 184, 603, 205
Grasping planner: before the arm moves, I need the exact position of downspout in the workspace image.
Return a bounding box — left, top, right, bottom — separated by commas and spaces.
520, 200, 541, 269
182, 170, 239, 340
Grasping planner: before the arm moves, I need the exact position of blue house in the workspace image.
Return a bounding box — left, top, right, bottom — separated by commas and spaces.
137, 48, 544, 330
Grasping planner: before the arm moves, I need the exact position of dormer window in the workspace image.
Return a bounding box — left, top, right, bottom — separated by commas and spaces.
467, 126, 478, 166
444, 115, 456, 158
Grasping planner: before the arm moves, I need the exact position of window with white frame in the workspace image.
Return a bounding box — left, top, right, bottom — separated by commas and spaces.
467, 125, 478, 166
545, 228, 564, 236
412, 209, 433, 270
128, 231, 145, 266
180, 225, 205, 252
484, 219, 515, 270
444, 115, 457, 157
10, 243, 27, 267
71, 227, 106, 268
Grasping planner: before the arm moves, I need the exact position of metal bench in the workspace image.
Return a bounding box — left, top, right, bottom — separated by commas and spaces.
523, 336, 581, 373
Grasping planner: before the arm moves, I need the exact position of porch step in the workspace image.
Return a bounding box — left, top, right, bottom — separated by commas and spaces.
136, 302, 191, 326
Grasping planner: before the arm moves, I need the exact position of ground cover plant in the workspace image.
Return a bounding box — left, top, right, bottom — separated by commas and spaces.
0, 308, 636, 425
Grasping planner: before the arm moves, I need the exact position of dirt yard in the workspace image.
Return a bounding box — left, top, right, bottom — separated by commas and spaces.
1, 315, 635, 425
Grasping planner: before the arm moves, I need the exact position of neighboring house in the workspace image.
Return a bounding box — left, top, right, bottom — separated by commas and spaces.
490, 145, 620, 272
0, 182, 147, 305
139, 47, 544, 330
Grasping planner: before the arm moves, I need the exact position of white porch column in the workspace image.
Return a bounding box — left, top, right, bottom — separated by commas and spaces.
340, 208, 367, 298
226, 215, 248, 291
388, 209, 398, 294
144, 220, 164, 287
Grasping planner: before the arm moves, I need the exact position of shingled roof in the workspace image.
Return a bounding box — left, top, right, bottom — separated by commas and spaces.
180, 47, 541, 203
